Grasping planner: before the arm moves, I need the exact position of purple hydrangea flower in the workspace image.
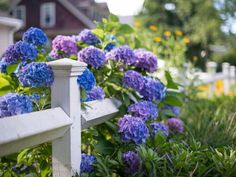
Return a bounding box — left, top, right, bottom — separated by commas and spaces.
106, 45, 136, 65
78, 46, 105, 69
118, 115, 149, 144
77, 68, 96, 91
23, 27, 48, 46
76, 29, 100, 45
151, 122, 169, 137
123, 70, 145, 92
133, 49, 158, 73
167, 118, 184, 133
162, 104, 181, 117
83, 86, 105, 102
19, 62, 54, 87
0, 93, 33, 118
140, 77, 166, 101
80, 153, 96, 174
128, 100, 158, 121
0, 61, 8, 73
2, 41, 37, 64
2, 44, 18, 64
123, 151, 141, 175
51, 35, 78, 58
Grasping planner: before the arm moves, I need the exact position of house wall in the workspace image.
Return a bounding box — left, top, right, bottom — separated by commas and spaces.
0, 25, 13, 56
15, 0, 87, 38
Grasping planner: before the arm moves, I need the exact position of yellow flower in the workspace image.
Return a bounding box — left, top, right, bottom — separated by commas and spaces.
154, 36, 162, 42
134, 21, 142, 28
183, 37, 190, 43
193, 56, 198, 61
175, 30, 183, 36
149, 25, 158, 31
164, 31, 171, 37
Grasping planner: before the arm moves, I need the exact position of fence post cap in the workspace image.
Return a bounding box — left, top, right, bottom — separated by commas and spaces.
222, 62, 230, 67
206, 61, 217, 68
48, 58, 87, 76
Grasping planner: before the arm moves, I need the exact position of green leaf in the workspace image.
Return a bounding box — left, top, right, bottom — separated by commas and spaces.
92, 29, 104, 39
135, 37, 142, 48
109, 14, 119, 22
117, 24, 134, 34
163, 95, 183, 106
81, 88, 87, 100
6, 63, 18, 74
165, 70, 178, 89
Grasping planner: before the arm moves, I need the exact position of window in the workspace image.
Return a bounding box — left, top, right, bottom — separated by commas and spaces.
40, 3, 56, 28
13, 5, 26, 26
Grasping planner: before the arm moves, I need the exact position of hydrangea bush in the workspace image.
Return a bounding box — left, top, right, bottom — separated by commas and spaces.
0, 15, 185, 176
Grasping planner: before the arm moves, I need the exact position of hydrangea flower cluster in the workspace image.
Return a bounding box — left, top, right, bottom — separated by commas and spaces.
123, 70, 145, 92
23, 27, 48, 46
76, 29, 100, 45
128, 101, 158, 121
0, 93, 33, 118
133, 49, 158, 73
123, 70, 166, 101
106, 45, 136, 65
50, 35, 78, 58
0, 61, 7, 73
140, 77, 166, 101
80, 153, 96, 174
123, 151, 141, 175
162, 104, 181, 117
84, 86, 105, 102
2, 41, 37, 64
78, 46, 105, 69
19, 62, 54, 87
77, 68, 96, 91
167, 118, 184, 133
151, 122, 169, 137
118, 115, 149, 144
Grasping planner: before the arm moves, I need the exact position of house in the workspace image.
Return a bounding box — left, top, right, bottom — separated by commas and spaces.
9, 0, 109, 40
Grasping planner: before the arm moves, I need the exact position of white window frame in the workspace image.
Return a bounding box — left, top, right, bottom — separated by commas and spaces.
13, 5, 26, 27
40, 2, 56, 28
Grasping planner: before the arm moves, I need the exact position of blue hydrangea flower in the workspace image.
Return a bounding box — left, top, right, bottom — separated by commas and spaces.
123, 151, 141, 175
128, 101, 158, 121
23, 27, 48, 46
118, 115, 149, 144
76, 29, 100, 45
80, 153, 96, 173
83, 86, 105, 102
140, 77, 166, 101
104, 42, 116, 52
162, 104, 181, 117
123, 70, 145, 92
151, 122, 169, 137
133, 49, 158, 73
19, 62, 54, 87
0, 93, 33, 118
106, 45, 136, 65
2, 44, 18, 64
78, 46, 105, 69
167, 118, 184, 133
77, 68, 96, 91
14, 41, 38, 62
0, 61, 8, 73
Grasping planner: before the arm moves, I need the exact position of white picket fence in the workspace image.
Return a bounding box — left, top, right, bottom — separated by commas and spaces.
0, 59, 121, 176
195, 61, 236, 96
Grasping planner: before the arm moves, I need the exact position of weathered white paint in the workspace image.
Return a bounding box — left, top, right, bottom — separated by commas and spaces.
0, 17, 22, 56
49, 58, 87, 176
81, 98, 121, 129
0, 107, 71, 156
222, 62, 230, 94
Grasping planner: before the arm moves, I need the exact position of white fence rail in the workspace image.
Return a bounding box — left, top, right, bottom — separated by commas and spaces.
0, 59, 121, 176
195, 61, 236, 96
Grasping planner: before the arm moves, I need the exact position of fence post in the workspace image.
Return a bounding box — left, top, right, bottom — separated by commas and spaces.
222, 62, 230, 94
206, 61, 217, 97
230, 65, 236, 85
48, 59, 87, 176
